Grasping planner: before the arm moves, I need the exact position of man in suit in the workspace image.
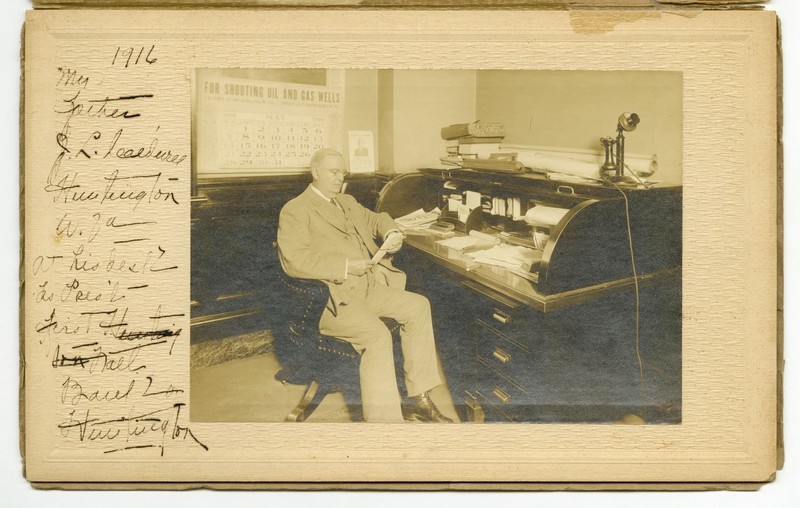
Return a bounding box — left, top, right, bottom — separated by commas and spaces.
277, 148, 452, 423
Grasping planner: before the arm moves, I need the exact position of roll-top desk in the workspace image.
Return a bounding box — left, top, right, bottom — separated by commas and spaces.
377, 168, 682, 424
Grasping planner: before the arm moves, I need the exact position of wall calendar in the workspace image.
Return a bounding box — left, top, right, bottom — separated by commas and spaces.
194, 70, 344, 177
219, 112, 328, 170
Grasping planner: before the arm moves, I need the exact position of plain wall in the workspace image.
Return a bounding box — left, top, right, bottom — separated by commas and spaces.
342, 69, 380, 171
377, 70, 395, 173
475, 70, 682, 185
195, 69, 682, 184
384, 70, 477, 173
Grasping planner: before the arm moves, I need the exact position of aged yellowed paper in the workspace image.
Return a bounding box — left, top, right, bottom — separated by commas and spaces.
22, 8, 777, 486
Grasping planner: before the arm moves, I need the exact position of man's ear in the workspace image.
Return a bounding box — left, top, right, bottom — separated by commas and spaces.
309, 166, 319, 181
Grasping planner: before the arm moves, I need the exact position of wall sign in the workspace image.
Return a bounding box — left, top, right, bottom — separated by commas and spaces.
194, 70, 345, 177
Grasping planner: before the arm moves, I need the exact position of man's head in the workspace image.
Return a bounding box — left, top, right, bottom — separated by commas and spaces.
309, 148, 348, 198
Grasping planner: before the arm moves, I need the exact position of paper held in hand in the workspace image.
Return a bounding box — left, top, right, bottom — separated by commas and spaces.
371, 245, 389, 264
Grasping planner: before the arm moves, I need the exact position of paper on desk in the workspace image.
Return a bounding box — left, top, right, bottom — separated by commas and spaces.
467, 244, 542, 271
394, 207, 441, 230
436, 236, 485, 251
436, 230, 498, 251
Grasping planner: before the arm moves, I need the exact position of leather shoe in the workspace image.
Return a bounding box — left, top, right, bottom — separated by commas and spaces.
402, 391, 454, 423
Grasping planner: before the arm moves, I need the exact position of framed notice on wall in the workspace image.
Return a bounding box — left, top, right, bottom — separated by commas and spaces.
348, 130, 375, 173
194, 68, 345, 178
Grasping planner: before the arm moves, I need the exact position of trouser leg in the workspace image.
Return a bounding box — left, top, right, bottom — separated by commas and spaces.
319, 305, 403, 423
366, 286, 443, 398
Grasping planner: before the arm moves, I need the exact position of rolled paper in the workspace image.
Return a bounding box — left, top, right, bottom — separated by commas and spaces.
524, 205, 570, 227
517, 152, 602, 179
516, 150, 656, 179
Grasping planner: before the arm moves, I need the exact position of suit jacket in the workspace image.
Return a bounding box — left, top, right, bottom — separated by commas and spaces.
277, 184, 407, 314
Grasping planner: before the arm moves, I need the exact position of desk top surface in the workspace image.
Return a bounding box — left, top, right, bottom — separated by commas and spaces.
401, 231, 669, 312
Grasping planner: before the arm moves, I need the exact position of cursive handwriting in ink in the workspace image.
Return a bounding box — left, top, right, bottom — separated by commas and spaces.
56, 67, 90, 89
112, 45, 157, 67
51, 278, 126, 304
55, 212, 159, 244
55, 90, 154, 120
105, 245, 178, 274
101, 170, 179, 209
61, 377, 135, 406
32, 254, 64, 276
58, 403, 207, 456
35, 59, 202, 459
60, 375, 183, 407
141, 376, 184, 398
103, 128, 187, 165
56, 212, 102, 243
50, 340, 164, 373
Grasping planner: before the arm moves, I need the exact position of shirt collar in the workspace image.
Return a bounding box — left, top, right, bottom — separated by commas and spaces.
310, 183, 336, 203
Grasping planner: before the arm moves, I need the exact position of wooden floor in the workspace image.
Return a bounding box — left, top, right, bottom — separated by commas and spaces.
189, 346, 460, 423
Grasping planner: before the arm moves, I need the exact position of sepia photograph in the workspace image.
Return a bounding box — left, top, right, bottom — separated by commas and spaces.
189, 68, 683, 425
17, 5, 782, 490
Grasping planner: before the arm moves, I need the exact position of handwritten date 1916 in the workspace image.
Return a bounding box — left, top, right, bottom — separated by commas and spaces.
111, 45, 157, 68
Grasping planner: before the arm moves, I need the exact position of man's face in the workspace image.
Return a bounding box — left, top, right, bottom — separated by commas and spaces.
311, 154, 347, 198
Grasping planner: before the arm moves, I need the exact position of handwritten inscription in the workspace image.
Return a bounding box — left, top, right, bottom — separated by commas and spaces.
58, 403, 206, 456
30, 48, 205, 456
111, 45, 157, 68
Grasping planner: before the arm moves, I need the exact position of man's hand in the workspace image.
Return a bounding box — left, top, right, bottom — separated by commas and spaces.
347, 259, 375, 277
382, 231, 405, 254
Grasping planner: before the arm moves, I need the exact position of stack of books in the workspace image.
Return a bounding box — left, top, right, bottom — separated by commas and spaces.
440, 121, 505, 165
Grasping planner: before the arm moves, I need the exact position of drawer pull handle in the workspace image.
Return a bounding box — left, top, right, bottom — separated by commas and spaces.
492, 387, 511, 404
492, 310, 511, 324
492, 347, 511, 364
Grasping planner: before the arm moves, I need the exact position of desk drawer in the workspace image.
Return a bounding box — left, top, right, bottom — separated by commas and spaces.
475, 356, 528, 401
474, 333, 530, 383
473, 304, 539, 344
473, 314, 534, 393
474, 318, 531, 357
472, 366, 528, 423
473, 390, 516, 423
